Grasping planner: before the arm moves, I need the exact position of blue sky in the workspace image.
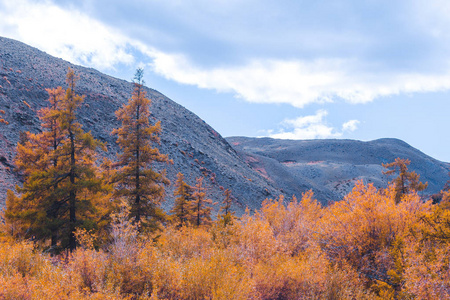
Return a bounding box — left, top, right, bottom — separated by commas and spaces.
0, 0, 449, 162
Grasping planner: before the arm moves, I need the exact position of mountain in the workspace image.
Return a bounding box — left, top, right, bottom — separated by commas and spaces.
1, 36, 448, 212
227, 137, 450, 203
0, 36, 282, 214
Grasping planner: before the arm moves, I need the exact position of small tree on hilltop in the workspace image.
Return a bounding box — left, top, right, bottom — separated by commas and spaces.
383, 158, 428, 203
113, 68, 170, 231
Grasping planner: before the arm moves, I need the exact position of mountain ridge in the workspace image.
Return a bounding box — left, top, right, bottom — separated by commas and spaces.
226, 136, 450, 202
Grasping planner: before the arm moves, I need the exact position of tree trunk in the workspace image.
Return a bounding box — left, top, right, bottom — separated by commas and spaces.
68, 124, 76, 251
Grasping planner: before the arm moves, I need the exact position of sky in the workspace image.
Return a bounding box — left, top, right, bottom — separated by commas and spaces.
0, 0, 449, 162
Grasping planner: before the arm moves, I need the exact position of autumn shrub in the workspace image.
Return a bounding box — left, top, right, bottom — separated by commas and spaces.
252, 253, 322, 299
402, 239, 450, 299
178, 250, 250, 300
232, 212, 280, 265
140, 225, 250, 300
396, 204, 450, 299
0, 241, 45, 277
317, 181, 431, 294
106, 202, 153, 297
250, 243, 373, 300
67, 248, 111, 294
0, 273, 31, 300
68, 201, 155, 298
157, 225, 214, 260
0, 241, 88, 299
27, 262, 86, 299
259, 191, 323, 256
139, 244, 183, 299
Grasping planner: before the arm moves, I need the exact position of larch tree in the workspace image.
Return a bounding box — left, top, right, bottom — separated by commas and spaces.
170, 172, 192, 227
221, 189, 233, 215
382, 158, 428, 203
58, 68, 105, 251
5, 86, 65, 247
218, 188, 235, 226
189, 177, 214, 226
5, 68, 105, 252
113, 68, 169, 231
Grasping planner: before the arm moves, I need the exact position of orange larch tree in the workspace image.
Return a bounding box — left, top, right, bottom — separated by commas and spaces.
170, 172, 192, 227
112, 68, 169, 231
383, 158, 428, 203
218, 188, 235, 226
189, 177, 214, 226
5, 68, 105, 252
5, 86, 65, 248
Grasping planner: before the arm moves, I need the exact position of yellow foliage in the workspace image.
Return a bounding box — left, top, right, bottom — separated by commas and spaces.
1, 176, 449, 299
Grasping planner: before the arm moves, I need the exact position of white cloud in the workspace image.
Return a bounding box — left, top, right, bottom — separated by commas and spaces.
147, 52, 450, 108
147, 55, 344, 107
2, 0, 450, 109
342, 120, 360, 132
0, 0, 135, 70
267, 110, 360, 140
268, 110, 339, 139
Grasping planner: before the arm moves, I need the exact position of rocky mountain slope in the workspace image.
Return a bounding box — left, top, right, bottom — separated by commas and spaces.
1, 36, 448, 211
0, 36, 282, 214
227, 137, 450, 203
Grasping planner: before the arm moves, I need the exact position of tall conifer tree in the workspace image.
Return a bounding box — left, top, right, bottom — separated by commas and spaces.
6, 87, 65, 247
113, 68, 169, 230
60, 69, 104, 250
5, 68, 104, 251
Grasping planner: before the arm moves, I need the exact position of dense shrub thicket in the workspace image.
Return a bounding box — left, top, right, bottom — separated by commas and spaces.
0, 183, 449, 299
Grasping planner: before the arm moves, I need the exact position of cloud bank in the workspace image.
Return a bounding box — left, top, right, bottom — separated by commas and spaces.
148, 54, 450, 107
2, 0, 450, 110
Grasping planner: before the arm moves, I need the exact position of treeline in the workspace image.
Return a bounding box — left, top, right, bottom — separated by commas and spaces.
1, 69, 450, 299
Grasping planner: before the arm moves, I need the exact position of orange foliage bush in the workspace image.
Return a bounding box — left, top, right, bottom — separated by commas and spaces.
2, 180, 450, 299
317, 181, 431, 290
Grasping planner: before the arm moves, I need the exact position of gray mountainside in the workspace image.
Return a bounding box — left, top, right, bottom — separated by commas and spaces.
0, 36, 282, 214
1, 36, 448, 211
227, 137, 450, 203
